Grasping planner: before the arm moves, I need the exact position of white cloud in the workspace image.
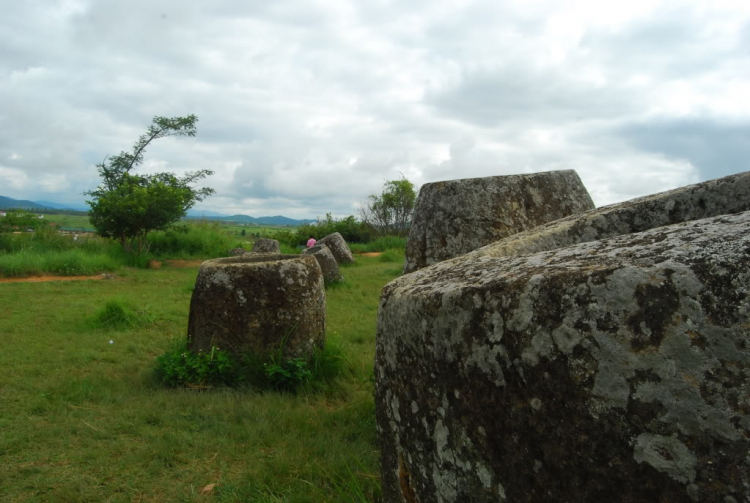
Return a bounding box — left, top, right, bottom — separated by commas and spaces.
0, 0, 748, 217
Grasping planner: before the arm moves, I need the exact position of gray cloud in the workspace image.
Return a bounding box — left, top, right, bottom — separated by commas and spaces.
0, 0, 748, 218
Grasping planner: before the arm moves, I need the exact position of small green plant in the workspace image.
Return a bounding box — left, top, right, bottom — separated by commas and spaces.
92, 299, 151, 330
155, 345, 242, 388
263, 357, 312, 391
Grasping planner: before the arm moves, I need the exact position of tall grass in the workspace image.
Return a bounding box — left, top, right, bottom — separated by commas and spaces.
349, 235, 407, 253
0, 222, 243, 277
147, 222, 242, 258
0, 249, 120, 277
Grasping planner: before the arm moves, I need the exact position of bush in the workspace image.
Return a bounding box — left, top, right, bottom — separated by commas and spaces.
278, 215, 375, 248
154, 339, 346, 393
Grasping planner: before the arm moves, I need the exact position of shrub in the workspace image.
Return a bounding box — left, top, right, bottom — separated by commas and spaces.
154, 339, 346, 393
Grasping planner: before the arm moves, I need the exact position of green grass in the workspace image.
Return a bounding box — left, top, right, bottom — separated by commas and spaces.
0, 254, 401, 501
349, 235, 406, 253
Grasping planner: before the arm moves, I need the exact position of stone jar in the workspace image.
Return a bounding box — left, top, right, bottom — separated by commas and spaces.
187, 254, 325, 359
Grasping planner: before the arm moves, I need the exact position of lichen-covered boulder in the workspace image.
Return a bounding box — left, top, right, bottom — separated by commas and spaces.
403, 170, 595, 273
376, 212, 750, 503
302, 244, 343, 283
188, 254, 325, 359
228, 247, 248, 256
472, 170, 750, 261
252, 238, 281, 253
317, 232, 354, 264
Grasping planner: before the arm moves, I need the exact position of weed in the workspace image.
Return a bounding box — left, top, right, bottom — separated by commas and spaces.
91, 299, 152, 330
155, 345, 242, 388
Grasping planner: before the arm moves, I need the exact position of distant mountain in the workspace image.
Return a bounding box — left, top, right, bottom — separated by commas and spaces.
34, 200, 90, 212
186, 208, 229, 218
185, 213, 315, 226
0, 195, 52, 210
1, 194, 313, 225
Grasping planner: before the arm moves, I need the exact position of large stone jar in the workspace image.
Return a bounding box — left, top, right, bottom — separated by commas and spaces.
403, 169, 595, 273
188, 254, 325, 359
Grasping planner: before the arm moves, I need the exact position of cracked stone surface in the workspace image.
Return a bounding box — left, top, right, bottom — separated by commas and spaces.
403, 170, 595, 274
188, 254, 325, 359
376, 211, 750, 502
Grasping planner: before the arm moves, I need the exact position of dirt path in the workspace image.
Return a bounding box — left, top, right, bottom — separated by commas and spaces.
0, 275, 108, 284
358, 252, 383, 257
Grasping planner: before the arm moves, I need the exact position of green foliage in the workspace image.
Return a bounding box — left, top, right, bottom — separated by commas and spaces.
360, 176, 416, 236
155, 346, 242, 388
348, 235, 407, 253
277, 214, 374, 248
263, 358, 312, 391
146, 221, 239, 258
85, 115, 215, 254
379, 248, 405, 263
91, 299, 152, 330
0, 248, 120, 278
0, 209, 42, 233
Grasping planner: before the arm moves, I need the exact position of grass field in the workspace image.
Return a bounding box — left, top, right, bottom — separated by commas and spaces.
0, 254, 403, 502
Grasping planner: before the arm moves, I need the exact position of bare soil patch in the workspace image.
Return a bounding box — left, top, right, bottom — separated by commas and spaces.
358, 252, 383, 257
0, 275, 107, 284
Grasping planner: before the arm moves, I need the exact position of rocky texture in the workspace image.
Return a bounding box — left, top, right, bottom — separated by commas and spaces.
229, 247, 248, 256
302, 244, 343, 283
472, 170, 750, 261
188, 254, 325, 359
376, 211, 750, 503
317, 232, 355, 264
403, 170, 595, 273
252, 238, 281, 254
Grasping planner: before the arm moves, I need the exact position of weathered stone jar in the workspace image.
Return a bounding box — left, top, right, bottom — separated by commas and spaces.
317, 232, 355, 264
403, 169, 595, 273
187, 254, 325, 359
377, 211, 750, 502
302, 244, 343, 283
252, 238, 281, 253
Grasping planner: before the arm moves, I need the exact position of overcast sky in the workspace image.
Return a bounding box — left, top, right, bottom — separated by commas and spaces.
1, 0, 748, 219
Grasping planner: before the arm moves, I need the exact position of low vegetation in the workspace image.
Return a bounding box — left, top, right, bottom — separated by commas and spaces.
0, 251, 402, 501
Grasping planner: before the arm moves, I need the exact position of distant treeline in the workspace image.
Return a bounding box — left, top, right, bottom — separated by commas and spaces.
0, 207, 91, 217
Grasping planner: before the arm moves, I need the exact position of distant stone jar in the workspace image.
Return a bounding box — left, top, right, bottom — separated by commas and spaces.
317, 232, 354, 264
302, 244, 343, 283
228, 247, 248, 256
187, 254, 325, 359
252, 238, 281, 254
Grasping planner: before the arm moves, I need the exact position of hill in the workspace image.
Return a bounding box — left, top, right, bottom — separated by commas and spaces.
0, 195, 51, 210
184, 214, 315, 226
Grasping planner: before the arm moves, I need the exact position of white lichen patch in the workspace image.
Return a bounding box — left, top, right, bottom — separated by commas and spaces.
634, 433, 697, 484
